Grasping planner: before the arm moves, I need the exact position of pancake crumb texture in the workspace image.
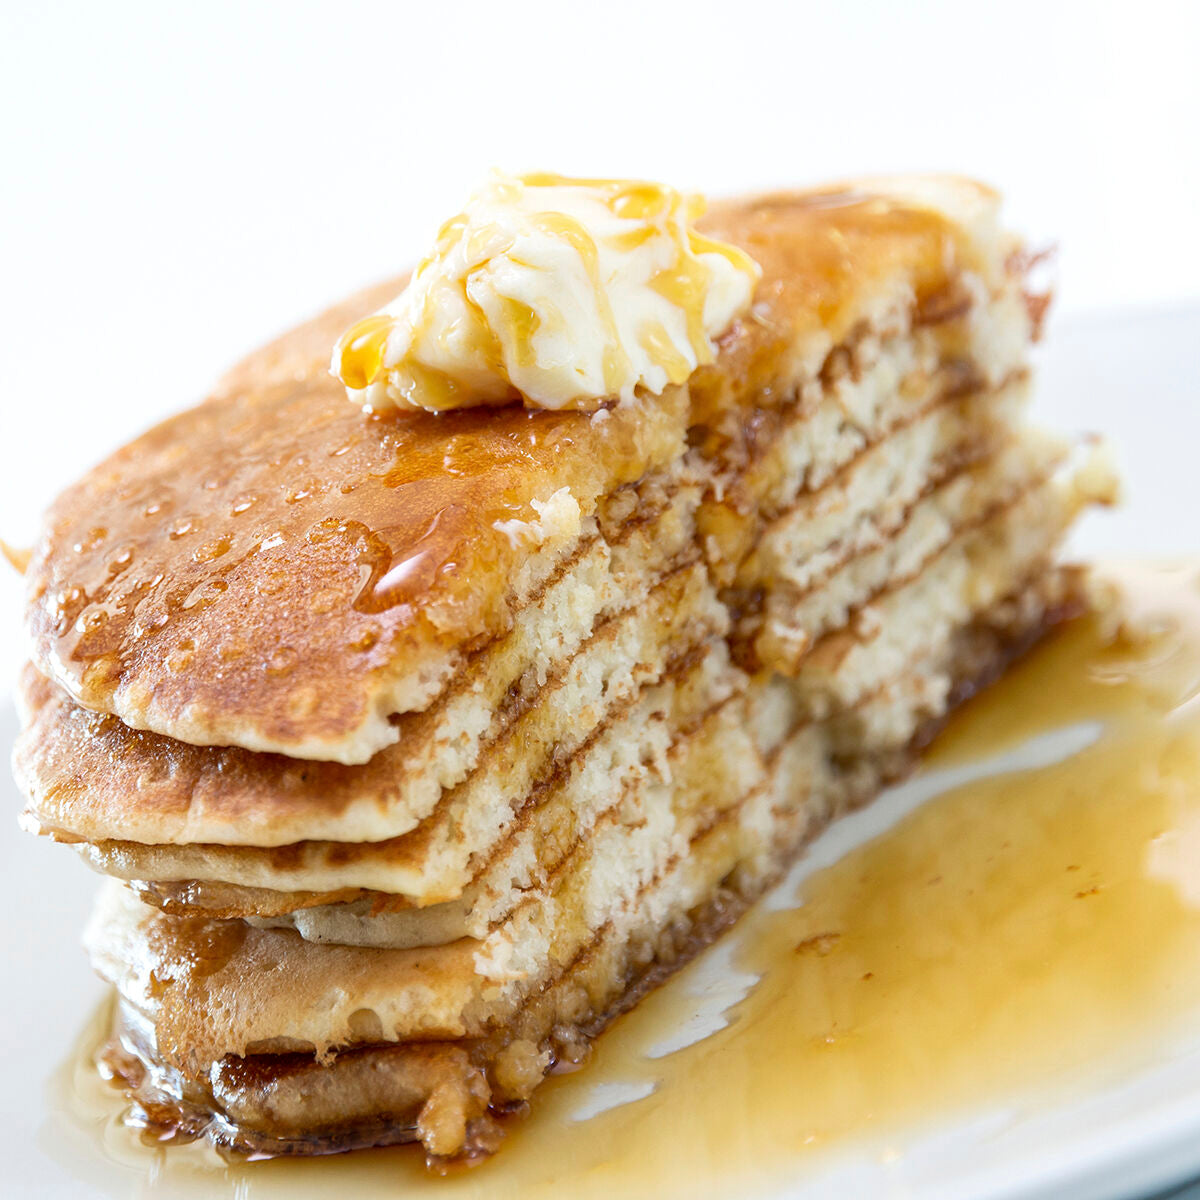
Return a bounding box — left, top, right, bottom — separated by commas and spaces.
13, 175, 1118, 1167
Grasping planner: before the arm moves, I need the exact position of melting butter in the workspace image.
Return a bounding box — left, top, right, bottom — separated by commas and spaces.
331, 172, 760, 414
48, 560, 1200, 1199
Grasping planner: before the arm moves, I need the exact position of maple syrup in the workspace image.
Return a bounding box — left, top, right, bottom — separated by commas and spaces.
45, 561, 1200, 1197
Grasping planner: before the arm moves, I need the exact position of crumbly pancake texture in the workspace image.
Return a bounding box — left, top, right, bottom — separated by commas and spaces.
17, 554, 723, 848
12, 174, 1119, 1167
88, 574, 1077, 1165
26, 177, 1016, 763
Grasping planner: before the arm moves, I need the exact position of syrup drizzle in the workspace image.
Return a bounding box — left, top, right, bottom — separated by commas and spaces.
45, 560, 1200, 1198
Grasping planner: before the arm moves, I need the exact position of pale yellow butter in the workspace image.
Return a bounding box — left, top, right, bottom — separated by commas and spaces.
332, 172, 760, 413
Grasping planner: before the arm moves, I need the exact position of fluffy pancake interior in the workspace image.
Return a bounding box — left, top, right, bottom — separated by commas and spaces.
14, 176, 1120, 1167
25, 177, 1030, 763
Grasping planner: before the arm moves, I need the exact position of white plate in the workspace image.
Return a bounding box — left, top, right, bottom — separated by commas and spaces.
3, 305, 1200, 1199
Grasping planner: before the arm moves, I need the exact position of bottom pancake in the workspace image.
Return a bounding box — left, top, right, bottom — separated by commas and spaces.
89, 569, 1078, 1166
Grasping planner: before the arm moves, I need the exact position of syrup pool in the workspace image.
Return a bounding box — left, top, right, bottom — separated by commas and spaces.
45, 561, 1200, 1199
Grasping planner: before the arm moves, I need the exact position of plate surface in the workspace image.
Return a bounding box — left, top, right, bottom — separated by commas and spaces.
2, 305, 1199, 1200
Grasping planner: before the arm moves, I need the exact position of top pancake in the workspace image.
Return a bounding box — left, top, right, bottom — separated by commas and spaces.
24, 177, 1002, 761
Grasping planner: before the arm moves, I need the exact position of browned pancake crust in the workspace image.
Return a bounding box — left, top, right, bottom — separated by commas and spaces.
16, 554, 722, 848
24, 184, 989, 759
93, 567, 1077, 1167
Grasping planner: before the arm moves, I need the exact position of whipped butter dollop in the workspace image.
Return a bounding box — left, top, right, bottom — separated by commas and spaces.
332, 172, 761, 413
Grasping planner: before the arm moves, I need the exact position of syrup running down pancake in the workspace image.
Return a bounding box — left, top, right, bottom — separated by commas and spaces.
13, 173, 1117, 1167
47, 562, 1200, 1200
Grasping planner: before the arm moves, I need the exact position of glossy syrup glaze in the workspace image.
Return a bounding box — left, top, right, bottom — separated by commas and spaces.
25, 185, 979, 758
48, 560, 1200, 1198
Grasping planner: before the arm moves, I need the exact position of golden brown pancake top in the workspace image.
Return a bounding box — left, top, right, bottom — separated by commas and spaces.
24, 179, 987, 760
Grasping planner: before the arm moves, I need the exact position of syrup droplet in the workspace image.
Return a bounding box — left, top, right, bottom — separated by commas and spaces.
352, 506, 465, 615
73, 527, 108, 554
75, 609, 109, 634
334, 314, 394, 392
192, 536, 232, 564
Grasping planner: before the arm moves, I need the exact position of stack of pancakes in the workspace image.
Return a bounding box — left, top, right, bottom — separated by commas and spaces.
13, 177, 1116, 1164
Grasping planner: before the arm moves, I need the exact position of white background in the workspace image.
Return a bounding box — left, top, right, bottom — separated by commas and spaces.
2, 0, 1200, 679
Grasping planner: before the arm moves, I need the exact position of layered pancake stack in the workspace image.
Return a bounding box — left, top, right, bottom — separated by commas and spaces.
13, 175, 1116, 1165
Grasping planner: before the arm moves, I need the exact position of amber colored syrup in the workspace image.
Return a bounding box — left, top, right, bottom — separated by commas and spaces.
46, 561, 1200, 1198
333, 314, 394, 391
330, 175, 760, 407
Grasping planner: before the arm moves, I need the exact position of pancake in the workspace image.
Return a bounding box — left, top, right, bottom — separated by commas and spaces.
87, 568, 1071, 1164
40, 441, 1100, 917
17, 550, 723, 849
11, 172, 1119, 1168
86, 573, 1066, 1066
24, 177, 1028, 764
